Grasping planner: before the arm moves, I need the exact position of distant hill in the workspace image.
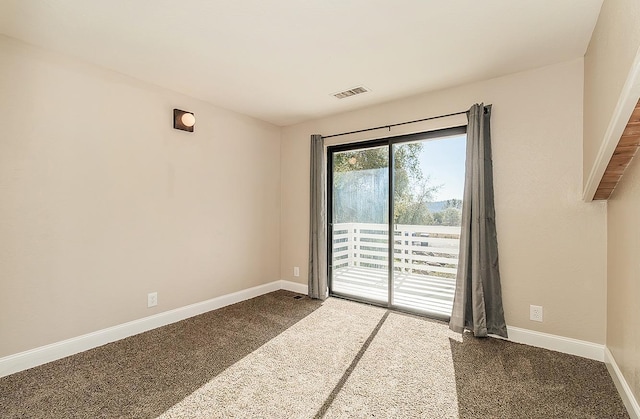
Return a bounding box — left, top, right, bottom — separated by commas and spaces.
426, 201, 447, 213
427, 200, 461, 213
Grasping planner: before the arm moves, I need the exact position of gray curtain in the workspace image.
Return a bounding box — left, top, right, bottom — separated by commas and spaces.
449, 104, 508, 338
309, 134, 328, 300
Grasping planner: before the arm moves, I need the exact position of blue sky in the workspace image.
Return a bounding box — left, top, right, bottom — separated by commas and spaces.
416, 134, 466, 201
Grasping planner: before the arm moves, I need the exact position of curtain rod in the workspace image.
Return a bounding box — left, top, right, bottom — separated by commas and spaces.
321, 105, 489, 140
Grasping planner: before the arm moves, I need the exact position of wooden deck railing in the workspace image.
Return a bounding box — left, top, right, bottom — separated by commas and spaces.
332, 223, 461, 279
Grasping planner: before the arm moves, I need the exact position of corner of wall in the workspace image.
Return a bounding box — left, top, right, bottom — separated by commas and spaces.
605, 348, 640, 418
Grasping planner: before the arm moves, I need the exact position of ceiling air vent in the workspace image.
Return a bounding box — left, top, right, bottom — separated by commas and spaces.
333, 86, 369, 99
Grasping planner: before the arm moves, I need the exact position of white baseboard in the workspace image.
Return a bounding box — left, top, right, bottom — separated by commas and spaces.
1, 282, 636, 417
495, 326, 605, 361
605, 347, 640, 419
0, 281, 611, 387
0, 280, 307, 378
280, 279, 308, 294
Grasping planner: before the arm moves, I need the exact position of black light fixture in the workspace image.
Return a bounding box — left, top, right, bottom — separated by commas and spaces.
173, 109, 195, 132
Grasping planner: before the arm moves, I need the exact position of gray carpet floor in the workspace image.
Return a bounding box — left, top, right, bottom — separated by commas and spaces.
0, 290, 629, 418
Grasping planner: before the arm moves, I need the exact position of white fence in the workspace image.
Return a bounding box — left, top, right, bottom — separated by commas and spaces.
332, 223, 461, 278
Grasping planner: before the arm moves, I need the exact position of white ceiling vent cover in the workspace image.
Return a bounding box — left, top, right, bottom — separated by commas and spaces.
333, 86, 369, 99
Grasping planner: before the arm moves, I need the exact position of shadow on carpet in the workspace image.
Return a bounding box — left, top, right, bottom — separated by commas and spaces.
0, 293, 629, 418
449, 333, 628, 418
0, 290, 322, 418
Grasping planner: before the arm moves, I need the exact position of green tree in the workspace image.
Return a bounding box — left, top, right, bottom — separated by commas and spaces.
440, 207, 461, 226
394, 177, 439, 225
333, 144, 440, 224
444, 199, 462, 210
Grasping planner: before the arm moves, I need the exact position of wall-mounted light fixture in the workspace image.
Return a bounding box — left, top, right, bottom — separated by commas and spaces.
173, 109, 195, 132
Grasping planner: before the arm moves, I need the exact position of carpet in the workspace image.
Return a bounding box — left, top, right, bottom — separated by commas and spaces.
0, 290, 629, 418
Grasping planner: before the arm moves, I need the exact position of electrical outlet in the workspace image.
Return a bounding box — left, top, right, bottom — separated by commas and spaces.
148, 292, 158, 308
293, 267, 300, 277
530, 305, 543, 322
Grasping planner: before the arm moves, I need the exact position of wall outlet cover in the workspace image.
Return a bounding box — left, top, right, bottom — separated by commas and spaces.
530, 304, 543, 322
148, 292, 158, 308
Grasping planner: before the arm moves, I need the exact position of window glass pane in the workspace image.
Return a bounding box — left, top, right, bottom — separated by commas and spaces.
331, 145, 389, 303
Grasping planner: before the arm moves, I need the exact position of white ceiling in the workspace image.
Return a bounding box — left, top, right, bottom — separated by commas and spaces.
0, 1, 603, 126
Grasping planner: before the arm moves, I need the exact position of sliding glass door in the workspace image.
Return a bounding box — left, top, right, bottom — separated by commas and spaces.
329, 145, 390, 304
328, 127, 466, 318
391, 137, 465, 317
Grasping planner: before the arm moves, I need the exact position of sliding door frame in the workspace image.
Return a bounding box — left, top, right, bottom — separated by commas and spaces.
327, 125, 467, 315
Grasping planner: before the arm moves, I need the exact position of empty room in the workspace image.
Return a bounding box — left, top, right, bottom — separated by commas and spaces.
1, 1, 639, 417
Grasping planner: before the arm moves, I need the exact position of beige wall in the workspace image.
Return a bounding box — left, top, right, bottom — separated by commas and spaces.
608, 155, 640, 404
0, 36, 281, 357
583, 0, 640, 192
281, 59, 608, 344
583, 0, 640, 407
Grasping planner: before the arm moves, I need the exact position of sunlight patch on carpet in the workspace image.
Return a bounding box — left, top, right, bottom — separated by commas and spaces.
158, 298, 386, 418
324, 312, 461, 418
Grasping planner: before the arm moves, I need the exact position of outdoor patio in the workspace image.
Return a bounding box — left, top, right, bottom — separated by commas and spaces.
332, 266, 455, 317
331, 223, 460, 317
